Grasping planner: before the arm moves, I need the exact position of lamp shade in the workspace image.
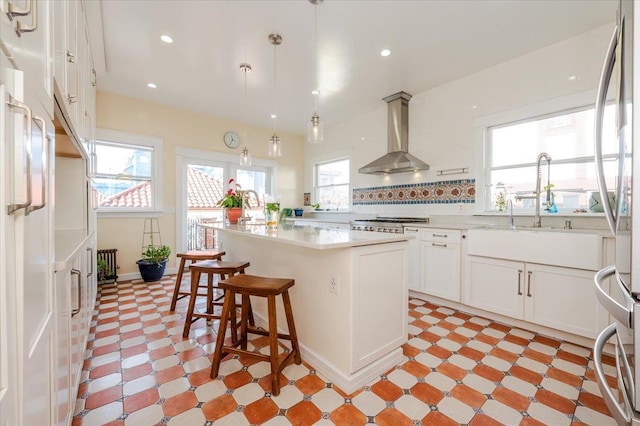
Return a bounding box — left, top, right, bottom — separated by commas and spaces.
307, 113, 324, 143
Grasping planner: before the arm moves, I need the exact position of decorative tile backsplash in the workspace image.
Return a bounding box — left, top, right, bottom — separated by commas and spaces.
352, 179, 475, 205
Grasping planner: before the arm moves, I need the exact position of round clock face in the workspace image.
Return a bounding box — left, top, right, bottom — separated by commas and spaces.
224, 131, 240, 149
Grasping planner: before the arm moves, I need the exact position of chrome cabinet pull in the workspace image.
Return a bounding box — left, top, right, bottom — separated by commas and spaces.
432, 233, 448, 238
594, 26, 619, 235
25, 114, 48, 215
8, 0, 37, 35
6, 94, 33, 215
526, 271, 532, 297
71, 268, 82, 317
67, 51, 78, 104
6, 0, 30, 17
87, 247, 94, 277
431, 242, 447, 248
517, 269, 523, 295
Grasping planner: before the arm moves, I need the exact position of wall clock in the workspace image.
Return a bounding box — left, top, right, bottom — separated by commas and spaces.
223, 131, 240, 149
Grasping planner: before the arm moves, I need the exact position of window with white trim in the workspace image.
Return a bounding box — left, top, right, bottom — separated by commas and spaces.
314, 158, 350, 210
95, 129, 163, 213
485, 104, 617, 213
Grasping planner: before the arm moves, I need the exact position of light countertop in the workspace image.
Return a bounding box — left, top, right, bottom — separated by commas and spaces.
214, 223, 411, 250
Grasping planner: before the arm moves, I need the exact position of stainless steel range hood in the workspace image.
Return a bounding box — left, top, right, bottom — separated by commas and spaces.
358, 91, 430, 175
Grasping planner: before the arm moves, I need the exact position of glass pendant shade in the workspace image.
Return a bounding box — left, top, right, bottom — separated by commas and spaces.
268, 133, 282, 157
240, 147, 252, 166
307, 112, 324, 143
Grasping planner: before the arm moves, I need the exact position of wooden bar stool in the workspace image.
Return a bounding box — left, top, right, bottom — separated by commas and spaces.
182, 260, 251, 338
169, 250, 225, 311
210, 274, 301, 396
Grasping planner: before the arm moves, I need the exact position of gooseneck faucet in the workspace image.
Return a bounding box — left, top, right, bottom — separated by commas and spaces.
239, 190, 260, 223
515, 152, 552, 228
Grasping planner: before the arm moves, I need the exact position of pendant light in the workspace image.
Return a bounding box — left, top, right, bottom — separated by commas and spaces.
239, 63, 252, 166
307, 0, 324, 143
268, 33, 283, 157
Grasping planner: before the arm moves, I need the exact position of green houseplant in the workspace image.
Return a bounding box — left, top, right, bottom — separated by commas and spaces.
137, 244, 171, 282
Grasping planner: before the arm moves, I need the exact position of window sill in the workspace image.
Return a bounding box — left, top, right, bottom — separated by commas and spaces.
98, 209, 169, 219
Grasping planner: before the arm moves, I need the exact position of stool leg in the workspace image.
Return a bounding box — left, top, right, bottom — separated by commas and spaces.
210, 290, 234, 379
182, 269, 200, 338
239, 294, 250, 350
267, 295, 281, 395
227, 288, 238, 345
282, 290, 302, 365
169, 257, 187, 311
206, 273, 214, 316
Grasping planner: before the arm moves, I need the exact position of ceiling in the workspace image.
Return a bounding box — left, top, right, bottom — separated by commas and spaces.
96, 0, 616, 136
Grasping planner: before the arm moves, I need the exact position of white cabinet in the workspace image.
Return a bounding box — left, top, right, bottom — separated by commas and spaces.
464, 256, 609, 339
1, 45, 55, 426
422, 229, 461, 302
404, 227, 422, 291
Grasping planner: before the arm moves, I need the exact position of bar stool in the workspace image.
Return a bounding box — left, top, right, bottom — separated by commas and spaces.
210, 274, 301, 396
169, 250, 225, 312
182, 260, 251, 338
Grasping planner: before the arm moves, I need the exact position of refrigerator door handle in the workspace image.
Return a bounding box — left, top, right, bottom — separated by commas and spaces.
594, 25, 620, 235
595, 266, 633, 328
594, 323, 633, 426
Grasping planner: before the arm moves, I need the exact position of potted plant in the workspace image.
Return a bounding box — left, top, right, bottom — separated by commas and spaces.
218, 178, 243, 224
97, 259, 112, 283
136, 244, 171, 282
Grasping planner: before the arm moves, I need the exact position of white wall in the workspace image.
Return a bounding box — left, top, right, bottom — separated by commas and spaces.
305, 23, 615, 218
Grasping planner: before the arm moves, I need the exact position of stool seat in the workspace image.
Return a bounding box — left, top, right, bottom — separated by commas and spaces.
210, 274, 301, 396
182, 259, 251, 338
169, 249, 225, 312
217, 274, 294, 296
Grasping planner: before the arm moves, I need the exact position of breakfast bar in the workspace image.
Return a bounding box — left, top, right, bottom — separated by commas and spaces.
215, 223, 410, 394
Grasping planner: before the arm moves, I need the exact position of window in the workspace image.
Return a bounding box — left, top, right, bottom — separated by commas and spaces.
485, 104, 618, 213
95, 129, 163, 213
315, 158, 350, 210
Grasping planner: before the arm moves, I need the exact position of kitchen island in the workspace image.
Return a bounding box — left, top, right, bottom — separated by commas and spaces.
215, 223, 410, 394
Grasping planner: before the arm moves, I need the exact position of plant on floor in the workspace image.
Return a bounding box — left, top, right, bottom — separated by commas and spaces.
140, 244, 171, 264
97, 259, 112, 281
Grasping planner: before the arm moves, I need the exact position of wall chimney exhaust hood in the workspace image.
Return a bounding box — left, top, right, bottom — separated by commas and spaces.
358, 91, 430, 175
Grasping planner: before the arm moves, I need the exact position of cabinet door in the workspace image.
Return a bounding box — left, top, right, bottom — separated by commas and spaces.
465, 256, 524, 320
405, 228, 422, 291
423, 241, 460, 302
69, 255, 84, 391
524, 264, 608, 339
53, 267, 72, 426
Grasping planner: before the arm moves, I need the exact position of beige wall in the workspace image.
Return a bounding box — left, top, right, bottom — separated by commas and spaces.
96, 91, 305, 275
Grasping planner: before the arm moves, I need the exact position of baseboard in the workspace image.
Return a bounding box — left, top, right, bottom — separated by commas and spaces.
252, 311, 403, 395
113, 267, 178, 283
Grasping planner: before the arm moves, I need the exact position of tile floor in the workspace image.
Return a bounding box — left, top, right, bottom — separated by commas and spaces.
73, 274, 618, 425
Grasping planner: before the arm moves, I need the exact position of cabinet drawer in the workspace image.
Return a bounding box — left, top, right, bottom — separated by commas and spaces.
423, 228, 461, 244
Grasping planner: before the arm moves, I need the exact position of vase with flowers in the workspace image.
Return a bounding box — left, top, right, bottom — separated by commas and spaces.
218, 178, 244, 224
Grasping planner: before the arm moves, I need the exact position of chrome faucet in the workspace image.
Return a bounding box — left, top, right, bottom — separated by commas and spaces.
515, 152, 552, 228
239, 190, 260, 223
506, 199, 515, 229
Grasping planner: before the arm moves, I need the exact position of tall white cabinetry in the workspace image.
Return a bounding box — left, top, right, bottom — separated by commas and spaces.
1, 1, 98, 425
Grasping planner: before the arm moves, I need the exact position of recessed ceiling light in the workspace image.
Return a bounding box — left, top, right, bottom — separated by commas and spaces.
380, 49, 391, 57
471, 105, 477, 109
568, 75, 578, 81
361, 137, 365, 140
270, 114, 277, 119
147, 83, 157, 89
160, 34, 173, 44
311, 89, 320, 95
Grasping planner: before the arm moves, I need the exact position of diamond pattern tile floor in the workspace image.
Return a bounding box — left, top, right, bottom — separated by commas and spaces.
73, 275, 618, 425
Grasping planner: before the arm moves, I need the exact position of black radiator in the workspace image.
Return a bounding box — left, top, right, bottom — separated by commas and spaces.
97, 248, 118, 284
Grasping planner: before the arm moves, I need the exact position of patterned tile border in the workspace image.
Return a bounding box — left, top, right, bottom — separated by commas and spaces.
352, 179, 476, 205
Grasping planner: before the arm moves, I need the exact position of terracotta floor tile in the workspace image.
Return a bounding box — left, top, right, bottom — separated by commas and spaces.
490, 347, 519, 363
91, 341, 122, 357
578, 391, 611, 415
403, 344, 421, 359
504, 333, 530, 347
84, 386, 122, 410
202, 394, 237, 421
374, 407, 413, 426
463, 321, 485, 332
411, 382, 444, 405
417, 330, 441, 343
453, 312, 472, 321
89, 360, 121, 379
546, 367, 582, 387
489, 322, 511, 333
427, 345, 453, 360
522, 348, 553, 365
124, 387, 159, 413
102, 420, 124, 426
520, 418, 548, 426
422, 411, 459, 426
469, 414, 504, 426
509, 365, 543, 385
286, 400, 322, 426
492, 386, 530, 411
556, 350, 589, 366
451, 384, 487, 409
411, 319, 433, 329
330, 403, 367, 425
177, 346, 204, 362
475, 333, 500, 346
162, 391, 198, 417
402, 360, 431, 378
439, 320, 458, 331
532, 335, 561, 348
295, 374, 326, 396
223, 370, 253, 389
121, 343, 148, 358
244, 397, 279, 424
438, 362, 467, 381
535, 389, 575, 414
473, 364, 505, 382
447, 331, 470, 345
459, 346, 485, 361
371, 380, 403, 401
94, 327, 120, 340
188, 368, 213, 387
430, 311, 447, 320
122, 363, 153, 382
149, 345, 177, 362
154, 364, 186, 384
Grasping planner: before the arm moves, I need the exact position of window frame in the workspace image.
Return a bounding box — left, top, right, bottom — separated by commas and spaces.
314, 156, 351, 211
475, 89, 615, 215
95, 128, 164, 217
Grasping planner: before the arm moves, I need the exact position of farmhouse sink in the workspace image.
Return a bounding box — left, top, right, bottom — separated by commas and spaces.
467, 228, 603, 270
476, 224, 604, 234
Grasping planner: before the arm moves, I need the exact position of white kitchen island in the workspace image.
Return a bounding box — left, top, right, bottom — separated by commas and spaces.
215, 223, 410, 394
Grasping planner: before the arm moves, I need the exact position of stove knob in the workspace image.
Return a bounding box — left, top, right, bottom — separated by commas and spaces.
395, 229, 400, 233
382, 228, 388, 233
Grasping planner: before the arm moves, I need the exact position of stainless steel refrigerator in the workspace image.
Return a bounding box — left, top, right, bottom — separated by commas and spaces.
593, 0, 639, 424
